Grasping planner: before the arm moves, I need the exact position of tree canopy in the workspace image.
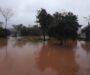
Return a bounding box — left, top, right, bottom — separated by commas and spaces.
36, 8, 80, 44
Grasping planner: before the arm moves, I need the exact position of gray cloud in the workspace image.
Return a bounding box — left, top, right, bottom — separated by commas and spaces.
0, 0, 90, 27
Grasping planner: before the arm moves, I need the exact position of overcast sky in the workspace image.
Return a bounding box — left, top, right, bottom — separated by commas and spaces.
0, 0, 90, 27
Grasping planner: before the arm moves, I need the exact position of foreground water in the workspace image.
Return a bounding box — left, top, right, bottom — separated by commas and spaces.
0, 37, 90, 75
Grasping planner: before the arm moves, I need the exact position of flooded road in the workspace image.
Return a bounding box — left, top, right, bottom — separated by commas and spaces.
0, 37, 90, 75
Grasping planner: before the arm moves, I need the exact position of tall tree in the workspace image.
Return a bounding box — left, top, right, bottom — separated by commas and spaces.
48, 12, 80, 45
36, 8, 48, 41
0, 7, 13, 37
63, 12, 80, 39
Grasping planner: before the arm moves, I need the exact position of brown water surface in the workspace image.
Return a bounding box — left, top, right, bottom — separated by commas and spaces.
0, 37, 90, 75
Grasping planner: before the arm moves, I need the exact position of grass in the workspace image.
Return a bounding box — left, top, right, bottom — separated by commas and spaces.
20, 36, 42, 43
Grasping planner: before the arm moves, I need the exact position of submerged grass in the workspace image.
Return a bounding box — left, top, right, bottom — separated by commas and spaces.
21, 36, 42, 43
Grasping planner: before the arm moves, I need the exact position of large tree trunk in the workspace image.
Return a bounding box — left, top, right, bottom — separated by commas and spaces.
43, 31, 46, 41
42, 29, 46, 41
5, 20, 7, 38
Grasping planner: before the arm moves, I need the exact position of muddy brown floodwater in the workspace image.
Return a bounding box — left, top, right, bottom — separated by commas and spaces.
0, 37, 90, 75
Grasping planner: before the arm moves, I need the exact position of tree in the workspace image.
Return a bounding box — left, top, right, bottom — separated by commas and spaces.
62, 12, 80, 39
12, 24, 41, 37
36, 8, 49, 41
20, 25, 41, 36
82, 24, 90, 40
36, 8, 80, 44
0, 7, 13, 37
82, 16, 90, 40
12, 24, 23, 37
48, 12, 80, 45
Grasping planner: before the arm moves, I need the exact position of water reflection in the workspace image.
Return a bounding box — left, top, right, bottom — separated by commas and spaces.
9, 37, 42, 48
0, 38, 90, 75
0, 39, 7, 49
36, 41, 78, 75
0, 39, 8, 56
0, 37, 43, 75
74, 41, 90, 75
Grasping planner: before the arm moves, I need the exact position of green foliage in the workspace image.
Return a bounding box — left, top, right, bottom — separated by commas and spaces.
36, 8, 80, 42
48, 12, 80, 41
12, 24, 23, 36
0, 27, 5, 37
36, 8, 53, 41
0, 21, 10, 37
82, 24, 90, 40
0, 28, 10, 37
12, 24, 41, 36
21, 25, 41, 36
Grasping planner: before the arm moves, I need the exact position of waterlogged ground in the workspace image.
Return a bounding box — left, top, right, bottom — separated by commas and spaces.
0, 37, 90, 75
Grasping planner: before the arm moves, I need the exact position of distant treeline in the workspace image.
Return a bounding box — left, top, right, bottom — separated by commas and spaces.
12, 24, 42, 37
0, 8, 90, 42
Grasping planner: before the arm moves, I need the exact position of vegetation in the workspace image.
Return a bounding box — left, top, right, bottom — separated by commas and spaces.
36, 8, 80, 44
82, 24, 90, 40
37, 8, 49, 41
12, 24, 41, 37
0, 7, 13, 29
0, 21, 10, 37
1, 7, 90, 44
81, 16, 90, 40
0, 7, 13, 38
